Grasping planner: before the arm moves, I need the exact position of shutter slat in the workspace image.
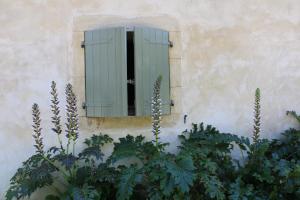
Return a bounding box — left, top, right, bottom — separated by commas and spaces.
84, 27, 128, 117
134, 27, 171, 116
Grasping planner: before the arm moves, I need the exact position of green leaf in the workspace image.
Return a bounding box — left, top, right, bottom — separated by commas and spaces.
148, 187, 164, 200
64, 185, 100, 200
75, 166, 92, 185
109, 135, 158, 164
165, 155, 195, 193
201, 174, 225, 200
95, 163, 118, 183
147, 153, 195, 195
6, 154, 56, 200
84, 134, 113, 147
54, 154, 77, 170
79, 146, 104, 161
79, 134, 113, 162
116, 165, 142, 200
160, 174, 175, 196
229, 177, 254, 200
274, 159, 291, 177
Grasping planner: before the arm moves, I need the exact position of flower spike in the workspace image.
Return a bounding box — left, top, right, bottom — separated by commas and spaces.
151, 75, 162, 147
50, 81, 64, 150
32, 103, 44, 154
65, 83, 79, 154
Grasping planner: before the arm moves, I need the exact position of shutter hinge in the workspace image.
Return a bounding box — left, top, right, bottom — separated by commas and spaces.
170, 100, 174, 106
82, 102, 86, 109
168, 40, 173, 48
81, 41, 85, 48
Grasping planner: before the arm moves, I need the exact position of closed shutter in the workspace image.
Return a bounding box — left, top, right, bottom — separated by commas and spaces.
134, 27, 171, 116
84, 27, 128, 117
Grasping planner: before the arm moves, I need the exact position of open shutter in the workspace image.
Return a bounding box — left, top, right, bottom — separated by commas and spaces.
84, 27, 127, 117
134, 27, 171, 116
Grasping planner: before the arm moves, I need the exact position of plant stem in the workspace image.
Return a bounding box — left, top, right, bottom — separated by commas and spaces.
155, 128, 159, 148
66, 141, 70, 155
57, 135, 64, 152
66, 133, 72, 155
42, 155, 69, 180
72, 141, 76, 156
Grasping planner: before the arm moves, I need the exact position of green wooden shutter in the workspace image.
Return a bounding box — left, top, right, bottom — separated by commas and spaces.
84, 27, 127, 117
134, 27, 171, 116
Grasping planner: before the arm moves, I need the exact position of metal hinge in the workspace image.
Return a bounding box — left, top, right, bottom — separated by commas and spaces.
82, 102, 86, 109
170, 100, 174, 106
81, 41, 85, 48
168, 40, 173, 48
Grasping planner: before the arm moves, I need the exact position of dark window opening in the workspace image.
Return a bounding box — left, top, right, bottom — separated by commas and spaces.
127, 31, 135, 116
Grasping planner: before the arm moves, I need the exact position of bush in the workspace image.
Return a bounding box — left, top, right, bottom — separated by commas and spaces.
6, 82, 300, 200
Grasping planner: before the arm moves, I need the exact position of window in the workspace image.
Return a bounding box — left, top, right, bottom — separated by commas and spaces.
83, 26, 171, 117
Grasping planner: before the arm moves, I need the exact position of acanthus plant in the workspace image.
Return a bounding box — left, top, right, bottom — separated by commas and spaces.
6, 77, 197, 200
109, 76, 196, 200
6, 80, 300, 200
227, 88, 300, 200
6, 81, 115, 200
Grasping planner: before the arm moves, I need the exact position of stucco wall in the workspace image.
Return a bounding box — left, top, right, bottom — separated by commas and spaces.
0, 0, 300, 198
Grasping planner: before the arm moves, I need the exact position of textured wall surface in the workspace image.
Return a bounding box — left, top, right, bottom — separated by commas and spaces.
0, 0, 300, 198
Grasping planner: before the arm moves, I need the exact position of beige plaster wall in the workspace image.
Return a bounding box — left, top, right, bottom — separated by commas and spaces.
0, 0, 300, 198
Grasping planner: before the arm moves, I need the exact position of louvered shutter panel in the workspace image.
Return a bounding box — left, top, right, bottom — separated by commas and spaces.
134, 27, 171, 116
84, 27, 128, 117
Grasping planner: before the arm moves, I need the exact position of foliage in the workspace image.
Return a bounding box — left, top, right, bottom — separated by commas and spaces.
6, 82, 300, 200
6, 82, 115, 200
179, 123, 248, 200
108, 75, 196, 199
231, 111, 300, 200
6, 154, 56, 200
109, 134, 195, 200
